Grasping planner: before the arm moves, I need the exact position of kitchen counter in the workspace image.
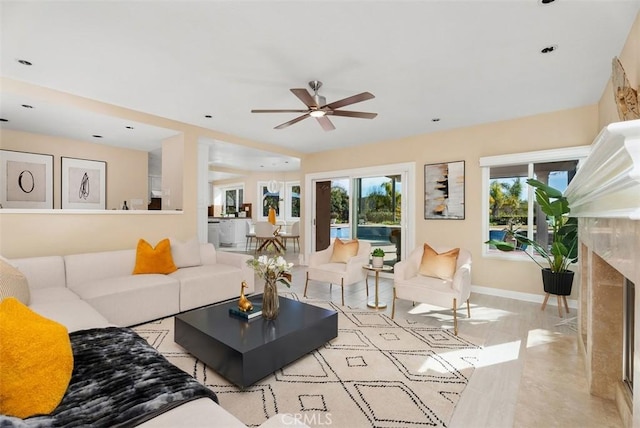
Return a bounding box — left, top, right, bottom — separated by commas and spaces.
214, 218, 250, 248
208, 216, 249, 221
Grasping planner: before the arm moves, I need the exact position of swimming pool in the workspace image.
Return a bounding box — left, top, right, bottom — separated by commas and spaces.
330, 224, 400, 243
330, 225, 351, 239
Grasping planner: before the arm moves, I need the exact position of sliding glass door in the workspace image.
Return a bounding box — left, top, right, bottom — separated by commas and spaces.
306, 163, 414, 271
353, 175, 402, 267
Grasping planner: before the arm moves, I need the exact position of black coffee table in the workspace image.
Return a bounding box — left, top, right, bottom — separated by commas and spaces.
174, 295, 338, 388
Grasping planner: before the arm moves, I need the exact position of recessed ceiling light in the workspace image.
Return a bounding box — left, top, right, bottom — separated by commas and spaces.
539, 0, 556, 4
540, 45, 558, 54
431, 118, 440, 122
125, 126, 134, 130
0, 118, 8, 122
204, 115, 213, 119
92, 135, 103, 138
21, 104, 34, 109
17, 59, 32, 66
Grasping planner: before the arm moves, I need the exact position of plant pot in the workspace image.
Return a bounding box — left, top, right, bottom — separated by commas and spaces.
541, 268, 574, 296
371, 256, 384, 268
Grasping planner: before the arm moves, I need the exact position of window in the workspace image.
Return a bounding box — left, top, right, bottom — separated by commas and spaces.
480, 146, 589, 259
260, 182, 280, 218
218, 184, 243, 215
258, 181, 301, 222
285, 182, 301, 221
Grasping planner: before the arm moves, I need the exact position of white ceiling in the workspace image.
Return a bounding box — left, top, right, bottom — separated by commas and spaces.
1, 1, 639, 176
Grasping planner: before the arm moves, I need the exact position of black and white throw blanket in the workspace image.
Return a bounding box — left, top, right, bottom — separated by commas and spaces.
0, 327, 218, 428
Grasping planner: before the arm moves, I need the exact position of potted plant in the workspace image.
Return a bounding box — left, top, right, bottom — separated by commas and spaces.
485, 178, 578, 296
371, 248, 385, 268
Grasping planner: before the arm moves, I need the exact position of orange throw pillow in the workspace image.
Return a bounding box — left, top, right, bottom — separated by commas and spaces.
132, 238, 178, 275
330, 238, 359, 263
418, 243, 460, 280
0, 297, 73, 418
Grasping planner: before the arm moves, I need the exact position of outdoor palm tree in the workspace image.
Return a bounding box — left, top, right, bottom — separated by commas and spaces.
489, 179, 524, 222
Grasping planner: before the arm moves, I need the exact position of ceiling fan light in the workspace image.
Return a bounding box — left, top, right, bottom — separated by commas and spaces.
309, 110, 325, 118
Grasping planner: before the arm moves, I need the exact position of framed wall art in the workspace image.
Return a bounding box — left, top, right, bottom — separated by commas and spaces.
424, 160, 465, 220
61, 157, 107, 210
0, 150, 53, 209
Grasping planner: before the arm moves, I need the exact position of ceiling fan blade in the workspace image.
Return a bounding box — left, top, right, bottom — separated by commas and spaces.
316, 116, 336, 131
323, 92, 375, 110
251, 109, 309, 113
274, 113, 310, 130
327, 110, 378, 119
290, 88, 318, 108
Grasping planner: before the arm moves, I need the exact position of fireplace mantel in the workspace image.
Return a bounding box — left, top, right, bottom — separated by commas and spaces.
564, 119, 640, 219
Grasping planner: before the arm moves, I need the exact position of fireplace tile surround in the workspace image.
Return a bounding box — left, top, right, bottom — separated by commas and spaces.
578, 217, 638, 426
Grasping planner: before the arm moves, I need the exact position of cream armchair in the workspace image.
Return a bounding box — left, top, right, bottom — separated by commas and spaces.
304, 240, 371, 305
392, 244, 472, 335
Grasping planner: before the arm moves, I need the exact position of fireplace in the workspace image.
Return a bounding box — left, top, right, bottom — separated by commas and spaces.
577, 218, 638, 426
564, 119, 640, 427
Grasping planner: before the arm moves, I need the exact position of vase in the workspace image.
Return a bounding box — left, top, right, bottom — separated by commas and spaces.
262, 277, 279, 320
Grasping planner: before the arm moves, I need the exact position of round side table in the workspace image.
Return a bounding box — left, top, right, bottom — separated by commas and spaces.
362, 264, 393, 309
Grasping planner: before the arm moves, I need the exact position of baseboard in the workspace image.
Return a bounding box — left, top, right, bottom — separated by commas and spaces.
471, 284, 578, 309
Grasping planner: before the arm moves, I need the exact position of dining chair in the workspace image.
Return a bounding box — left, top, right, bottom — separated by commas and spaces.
280, 221, 300, 252
244, 220, 256, 252
254, 221, 285, 253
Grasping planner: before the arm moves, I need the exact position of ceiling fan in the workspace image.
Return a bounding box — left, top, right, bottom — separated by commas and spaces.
251, 80, 377, 131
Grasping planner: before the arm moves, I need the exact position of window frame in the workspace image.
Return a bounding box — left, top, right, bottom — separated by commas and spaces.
480, 146, 590, 261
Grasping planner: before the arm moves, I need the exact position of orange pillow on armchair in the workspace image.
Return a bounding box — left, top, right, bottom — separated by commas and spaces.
330, 238, 359, 263
418, 243, 460, 280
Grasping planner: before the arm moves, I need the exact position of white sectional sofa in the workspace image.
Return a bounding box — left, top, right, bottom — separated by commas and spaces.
11, 242, 255, 327
2, 242, 303, 427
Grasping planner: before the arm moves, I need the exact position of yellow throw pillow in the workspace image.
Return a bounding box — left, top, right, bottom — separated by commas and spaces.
0, 297, 73, 418
132, 238, 178, 275
418, 243, 460, 280
330, 238, 359, 263
0, 257, 30, 305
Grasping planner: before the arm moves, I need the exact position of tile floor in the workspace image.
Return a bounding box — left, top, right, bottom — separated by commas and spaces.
225, 247, 623, 427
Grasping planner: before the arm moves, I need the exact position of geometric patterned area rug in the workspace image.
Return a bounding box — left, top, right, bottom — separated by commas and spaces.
133, 293, 481, 427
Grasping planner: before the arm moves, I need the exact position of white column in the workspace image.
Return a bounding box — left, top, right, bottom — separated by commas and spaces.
197, 142, 209, 243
